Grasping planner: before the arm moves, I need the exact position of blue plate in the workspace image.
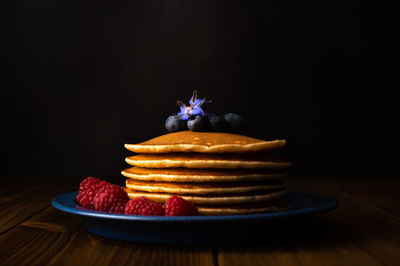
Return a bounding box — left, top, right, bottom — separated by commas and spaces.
52, 191, 338, 244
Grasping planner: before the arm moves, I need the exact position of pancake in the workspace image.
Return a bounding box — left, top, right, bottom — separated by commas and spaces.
122, 167, 288, 182
197, 198, 290, 215
125, 131, 286, 154
124, 187, 287, 205
125, 179, 285, 195
125, 153, 292, 169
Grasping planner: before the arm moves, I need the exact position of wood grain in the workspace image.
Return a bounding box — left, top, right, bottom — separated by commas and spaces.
0, 226, 215, 266
0, 178, 79, 234
0, 190, 215, 266
1, 177, 400, 265
291, 178, 400, 265
217, 177, 400, 266
21, 207, 84, 233
323, 178, 400, 222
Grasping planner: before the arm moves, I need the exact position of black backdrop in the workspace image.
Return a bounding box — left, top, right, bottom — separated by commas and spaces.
2, 0, 398, 182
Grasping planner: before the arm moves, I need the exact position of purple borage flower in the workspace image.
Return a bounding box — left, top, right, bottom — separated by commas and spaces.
175, 90, 211, 120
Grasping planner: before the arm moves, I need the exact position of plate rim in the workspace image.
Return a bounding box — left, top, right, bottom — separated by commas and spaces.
51, 191, 339, 222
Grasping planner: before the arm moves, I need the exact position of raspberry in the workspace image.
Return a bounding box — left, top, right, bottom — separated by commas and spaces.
76, 178, 109, 209
165, 196, 198, 216
79, 177, 101, 193
125, 196, 165, 216
93, 184, 129, 214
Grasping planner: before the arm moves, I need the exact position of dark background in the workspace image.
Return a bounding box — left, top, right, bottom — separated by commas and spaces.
2, 0, 398, 183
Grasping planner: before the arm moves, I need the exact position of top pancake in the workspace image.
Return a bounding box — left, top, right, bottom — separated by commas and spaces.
125, 131, 286, 154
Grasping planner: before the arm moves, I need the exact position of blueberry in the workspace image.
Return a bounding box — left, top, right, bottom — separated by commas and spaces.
165, 116, 187, 132
204, 113, 216, 120
224, 113, 244, 131
187, 115, 208, 132
208, 114, 229, 132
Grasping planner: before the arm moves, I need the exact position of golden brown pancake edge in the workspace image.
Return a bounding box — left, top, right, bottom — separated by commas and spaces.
125, 131, 286, 153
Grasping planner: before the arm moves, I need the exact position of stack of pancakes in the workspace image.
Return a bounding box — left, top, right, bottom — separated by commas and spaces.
122, 131, 292, 215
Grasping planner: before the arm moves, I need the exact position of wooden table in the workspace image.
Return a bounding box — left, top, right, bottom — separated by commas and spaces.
1, 177, 400, 265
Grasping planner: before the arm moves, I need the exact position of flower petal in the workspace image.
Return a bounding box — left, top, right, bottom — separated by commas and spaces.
193, 99, 203, 107
180, 113, 189, 120
191, 106, 204, 116
178, 106, 186, 114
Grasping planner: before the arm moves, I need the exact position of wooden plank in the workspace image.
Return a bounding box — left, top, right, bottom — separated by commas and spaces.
322, 178, 400, 222
21, 207, 85, 233
3, 177, 400, 265
218, 243, 381, 266
290, 178, 400, 266
0, 203, 215, 266
217, 177, 400, 266
0, 225, 215, 266
0, 178, 79, 234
